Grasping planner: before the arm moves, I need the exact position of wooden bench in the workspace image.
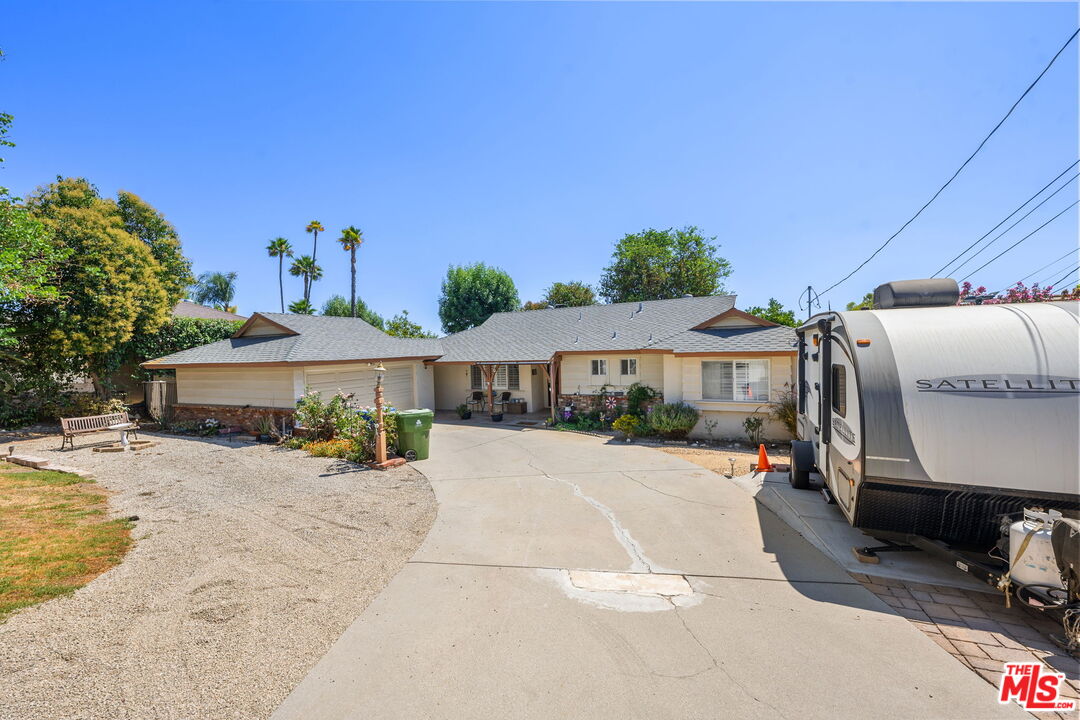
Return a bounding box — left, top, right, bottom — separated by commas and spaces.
59, 411, 139, 451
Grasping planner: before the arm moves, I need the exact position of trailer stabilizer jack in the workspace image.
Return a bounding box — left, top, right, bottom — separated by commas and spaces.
852, 541, 918, 564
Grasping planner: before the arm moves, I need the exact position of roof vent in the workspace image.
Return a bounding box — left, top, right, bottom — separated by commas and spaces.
578, 310, 582, 321
682, 293, 693, 298
873, 279, 959, 309
612, 331, 617, 339
629, 311, 635, 319
638, 302, 643, 312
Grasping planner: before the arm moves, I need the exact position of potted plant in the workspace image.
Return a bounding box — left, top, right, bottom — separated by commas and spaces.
490, 411, 504, 422
456, 404, 472, 420
255, 415, 275, 443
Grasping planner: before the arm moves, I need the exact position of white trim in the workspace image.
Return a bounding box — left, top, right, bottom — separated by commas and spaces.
700, 358, 771, 403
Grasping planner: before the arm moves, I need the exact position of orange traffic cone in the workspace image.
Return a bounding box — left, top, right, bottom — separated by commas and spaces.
756, 444, 774, 473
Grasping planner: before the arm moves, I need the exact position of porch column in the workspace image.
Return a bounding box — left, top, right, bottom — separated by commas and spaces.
547, 355, 561, 423
480, 364, 499, 415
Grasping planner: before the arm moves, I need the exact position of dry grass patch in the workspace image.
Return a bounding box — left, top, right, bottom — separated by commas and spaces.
0, 461, 132, 620
661, 445, 790, 477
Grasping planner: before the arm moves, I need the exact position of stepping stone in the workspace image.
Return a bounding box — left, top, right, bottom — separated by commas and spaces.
40, 464, 92, 477
6, 454, 53, 469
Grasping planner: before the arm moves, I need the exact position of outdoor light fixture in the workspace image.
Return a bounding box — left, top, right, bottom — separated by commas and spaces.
374, 362, 386, 386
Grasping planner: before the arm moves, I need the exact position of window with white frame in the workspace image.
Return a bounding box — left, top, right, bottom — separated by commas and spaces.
590, 359, 607, 377
701, 359, 770, 402
620, 358, 637, 376
470, 364, 519, 390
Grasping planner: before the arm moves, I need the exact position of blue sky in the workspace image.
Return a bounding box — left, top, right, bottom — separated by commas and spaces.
3, 1, 1077, 332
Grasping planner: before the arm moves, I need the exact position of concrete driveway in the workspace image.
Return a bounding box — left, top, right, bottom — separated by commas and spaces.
273, 423, 1023, 720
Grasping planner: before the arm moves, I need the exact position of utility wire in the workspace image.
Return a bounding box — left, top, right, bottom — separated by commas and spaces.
961, 200, 1079, 281
947, 173, 1078, 276
1046, 264, 1080, 290
820, 27, 1080, 297
1023, 249, 1079, 283
932, 160, 1079, 277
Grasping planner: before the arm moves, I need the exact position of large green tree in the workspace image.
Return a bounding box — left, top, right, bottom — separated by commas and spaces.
598, 226, 731, 303
524, 281, 596, 310
116, 191, 193, 303
438, 262, 520, 333
385, 309, 437, 338
288, 255, 322, 302
321, 294, 385, 329
16, 178, 179, 395
846, 292, 874, 311
744, 298, 798, 327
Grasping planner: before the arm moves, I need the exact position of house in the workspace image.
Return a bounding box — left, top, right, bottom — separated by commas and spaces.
143, 295, 797, 439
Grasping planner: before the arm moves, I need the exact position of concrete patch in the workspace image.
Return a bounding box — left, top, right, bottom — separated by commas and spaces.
539, 569, 703, 613
569, 570, 692, 596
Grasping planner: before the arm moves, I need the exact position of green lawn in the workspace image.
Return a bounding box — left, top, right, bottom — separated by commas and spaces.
0, 461, 132, 620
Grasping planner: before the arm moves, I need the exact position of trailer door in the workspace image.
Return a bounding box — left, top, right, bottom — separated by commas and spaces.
826, 337, 861, 513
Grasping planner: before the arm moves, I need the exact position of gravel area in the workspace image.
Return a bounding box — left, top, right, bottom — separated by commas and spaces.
0, 432, 436, 720
661, 444, 790, 477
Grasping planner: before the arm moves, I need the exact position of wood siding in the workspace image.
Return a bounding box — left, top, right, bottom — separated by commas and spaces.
176, 367, 296, 408
559, 353, 664, 395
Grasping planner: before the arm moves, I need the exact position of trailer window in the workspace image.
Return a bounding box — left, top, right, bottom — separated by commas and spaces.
831, 364, 847, 417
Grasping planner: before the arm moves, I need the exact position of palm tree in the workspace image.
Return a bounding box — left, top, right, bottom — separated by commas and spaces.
338, 226, 364, 317
288, 298, 315, 314
266, 237, 293, 312
191, 271, 237, 311
306, 220, 324, 265
289, 255, 323, 302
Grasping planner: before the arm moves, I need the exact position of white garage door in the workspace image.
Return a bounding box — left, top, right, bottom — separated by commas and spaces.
304, 362, 415, 410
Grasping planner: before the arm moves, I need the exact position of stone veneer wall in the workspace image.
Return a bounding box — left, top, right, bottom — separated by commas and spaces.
556, 394, 664, 415
170, 404, 295, 431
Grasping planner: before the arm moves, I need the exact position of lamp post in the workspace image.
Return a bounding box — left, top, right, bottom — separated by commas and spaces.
373, 362, 387, 465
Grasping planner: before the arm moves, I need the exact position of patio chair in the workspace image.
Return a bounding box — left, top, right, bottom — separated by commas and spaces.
492, 391, 512, 414
466, 391, 486, 413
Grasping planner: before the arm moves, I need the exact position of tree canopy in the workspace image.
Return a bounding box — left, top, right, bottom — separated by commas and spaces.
321, 294, 385, 329
846, 292, 874, 311
598, 226, 731, 303
13, 177, 181, 393
524, 281, 596, 310
192, 271, 237, 311
744, 298, 798, 327
385, 309, 437, 338
438, 262, 519, 333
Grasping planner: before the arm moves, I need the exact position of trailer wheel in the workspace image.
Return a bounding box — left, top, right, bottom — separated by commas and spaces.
789, 440, 814, 490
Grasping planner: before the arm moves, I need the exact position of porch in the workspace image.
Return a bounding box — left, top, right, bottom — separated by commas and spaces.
433, 409, 551, 428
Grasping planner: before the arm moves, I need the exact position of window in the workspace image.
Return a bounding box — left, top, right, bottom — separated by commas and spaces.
620, 358, 637, 376
831, 364, 846, 417
471, 364, 520, 390
590, 359, 607, 377
701, 359, 770, 402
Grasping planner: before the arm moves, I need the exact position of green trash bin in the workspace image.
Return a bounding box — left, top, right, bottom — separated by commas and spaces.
395, 409, 434, 461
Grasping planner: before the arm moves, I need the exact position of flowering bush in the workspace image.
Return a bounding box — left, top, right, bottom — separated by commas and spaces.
305, 438, 352, 458
294, 390, 351, 442
197, 418, 221, 436
335, 406, 399, 464
959, 281, 1080, 305
612, 414, 641, 438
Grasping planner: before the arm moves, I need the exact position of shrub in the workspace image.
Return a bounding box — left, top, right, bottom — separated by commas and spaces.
648, 402, 699, 439
768, 388, 798, 438
305, 438, 352, 458
626, 382, 658, 417
338, 406, 399, 463
294, 390, 351, 442
282, 436, 309, 450
743, 416, 764, 446
612, 414, 641, 438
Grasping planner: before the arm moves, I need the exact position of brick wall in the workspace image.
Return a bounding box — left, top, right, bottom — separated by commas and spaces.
170, 404, 294, 432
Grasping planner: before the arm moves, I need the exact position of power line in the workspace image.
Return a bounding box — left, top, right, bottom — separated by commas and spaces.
1045, 264, 1080, 290
1013, 248, 1078, 285
947, 173, 1078, 276
820, 27, 1080, 297
960, 200, 1079, 281
932, 160, 1079, 277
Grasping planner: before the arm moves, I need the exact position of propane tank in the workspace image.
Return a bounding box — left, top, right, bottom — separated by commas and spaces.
1009, 509, 1065, 590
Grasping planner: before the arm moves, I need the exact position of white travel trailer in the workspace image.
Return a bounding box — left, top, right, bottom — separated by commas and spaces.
791, 279, 1079, 553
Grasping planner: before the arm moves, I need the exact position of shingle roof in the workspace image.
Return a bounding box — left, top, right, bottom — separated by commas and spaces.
435, 296, 740, 362
172, 301, 247, 321
662, 325, 797, 354
145, 297, 796, 368
144, 312, 443, 367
